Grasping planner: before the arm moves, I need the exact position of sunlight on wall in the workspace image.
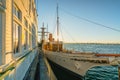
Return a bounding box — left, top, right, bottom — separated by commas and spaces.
5, 53, 12, 64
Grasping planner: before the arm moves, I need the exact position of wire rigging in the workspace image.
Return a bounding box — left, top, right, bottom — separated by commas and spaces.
60, 23, 77, 43
60, 7, 120, 33
59, 23, 64, 42
60, 23, 85, 52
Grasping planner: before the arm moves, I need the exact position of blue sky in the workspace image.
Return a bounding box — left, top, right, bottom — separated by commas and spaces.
37, 0, 120, 43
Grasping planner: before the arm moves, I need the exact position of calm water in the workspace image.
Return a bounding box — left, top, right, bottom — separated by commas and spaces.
64, 43, 120, 80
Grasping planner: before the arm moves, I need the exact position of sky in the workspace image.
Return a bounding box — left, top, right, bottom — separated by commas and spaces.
37, 0, 120, 43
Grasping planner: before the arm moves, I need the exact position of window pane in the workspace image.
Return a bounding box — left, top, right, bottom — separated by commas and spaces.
29, 33, 31, 48
13, 23, 21, 53
13, 6, 16, 14
24, 19, 28, 27
13, 23, 16, 53
13, 5, 22, 20
24, 30, 27, 50
18, 10, 21, 20
29, 26, 31, 32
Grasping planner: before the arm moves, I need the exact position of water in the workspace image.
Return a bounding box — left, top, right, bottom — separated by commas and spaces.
85, 66, 118, 80
64, 43, 120, 54
64, 43, 120, 80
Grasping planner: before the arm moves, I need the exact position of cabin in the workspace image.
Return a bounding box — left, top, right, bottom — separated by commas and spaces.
43, 33, 63, 51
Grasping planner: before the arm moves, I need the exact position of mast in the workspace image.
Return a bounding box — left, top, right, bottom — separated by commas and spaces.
41, 23, 46, 43
57, 3, 59, 51
40, 23, 49, 50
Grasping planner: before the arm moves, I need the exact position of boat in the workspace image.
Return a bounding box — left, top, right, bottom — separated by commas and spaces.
41, 4, 120, 79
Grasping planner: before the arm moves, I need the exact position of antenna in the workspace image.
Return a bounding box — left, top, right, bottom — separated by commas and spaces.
57, 3, 59, 51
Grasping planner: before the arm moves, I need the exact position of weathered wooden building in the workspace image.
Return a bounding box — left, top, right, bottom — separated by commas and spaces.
0, 0, 38, 79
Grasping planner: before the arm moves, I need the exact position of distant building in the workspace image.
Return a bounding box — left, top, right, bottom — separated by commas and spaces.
0, 0, 38, 79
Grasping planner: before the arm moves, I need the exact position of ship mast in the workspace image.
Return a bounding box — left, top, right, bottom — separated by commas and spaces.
57, 3, 59, 52
41, 23, 45, 43
40, 23, 47, 50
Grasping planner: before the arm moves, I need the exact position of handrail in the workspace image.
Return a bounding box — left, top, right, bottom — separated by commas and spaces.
0, 47, 38, 79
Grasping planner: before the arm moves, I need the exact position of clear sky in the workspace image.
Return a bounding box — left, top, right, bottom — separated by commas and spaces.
37, 0, 120, 43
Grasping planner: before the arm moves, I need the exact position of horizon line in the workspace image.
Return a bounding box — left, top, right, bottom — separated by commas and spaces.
64, 42, 120, 44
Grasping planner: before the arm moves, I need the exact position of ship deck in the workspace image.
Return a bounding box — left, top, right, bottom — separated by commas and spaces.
45, 51, 120, 76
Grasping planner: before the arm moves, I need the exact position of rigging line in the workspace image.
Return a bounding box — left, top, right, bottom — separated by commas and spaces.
61, 24, 85, 52
60, 7, 120, 33
59, 23, 64, 42
60, 23, 85, 51
52, 8, 57, 35
52, 22, 57, 36
61, 23, 85, 51
60, 23, 77, 43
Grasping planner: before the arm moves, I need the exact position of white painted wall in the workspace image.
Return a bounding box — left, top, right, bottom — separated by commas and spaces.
5, 0, 12, 64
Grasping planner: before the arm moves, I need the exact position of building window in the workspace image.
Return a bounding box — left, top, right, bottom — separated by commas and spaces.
29, 33, 31, 49
32, 25, 36, 48
24, 19, 28, 28
18, 10, 22, 20
13, 5, 22, 20
24, 29, 28, 50
29, 25, 32, 48
13, 22, 21, 54
29, 25, 31, 32
24, 19, 28, 50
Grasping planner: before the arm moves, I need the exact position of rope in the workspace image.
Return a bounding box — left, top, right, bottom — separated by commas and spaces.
60, 7, 120, 33
60, 23, 85, 52
59, 23, 64, 42
61, 23, 77, 42
52, 10, 57, 35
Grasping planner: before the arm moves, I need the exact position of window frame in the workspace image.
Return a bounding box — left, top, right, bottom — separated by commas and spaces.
13, 5, 22, 21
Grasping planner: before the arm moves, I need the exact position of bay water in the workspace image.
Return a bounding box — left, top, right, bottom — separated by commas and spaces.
64, 43, 120, 80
